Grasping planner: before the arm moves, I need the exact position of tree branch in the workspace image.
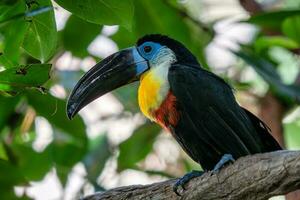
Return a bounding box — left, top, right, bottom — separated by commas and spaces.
83, 150, 300, 200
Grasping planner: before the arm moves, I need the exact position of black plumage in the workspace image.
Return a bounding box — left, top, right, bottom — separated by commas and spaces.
137, 34, 282, 170
168, 62, 282, 170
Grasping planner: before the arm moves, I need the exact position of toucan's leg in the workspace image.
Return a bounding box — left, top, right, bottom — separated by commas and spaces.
173, 170, 204, 195
212, 154, 235, 173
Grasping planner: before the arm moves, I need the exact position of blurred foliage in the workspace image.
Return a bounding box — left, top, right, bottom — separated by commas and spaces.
117, 123, 161, 171
0, 0, 299, 199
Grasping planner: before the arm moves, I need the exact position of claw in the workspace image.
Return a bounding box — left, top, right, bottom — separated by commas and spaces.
173, 170, 204, 195
212, 154, 235, 174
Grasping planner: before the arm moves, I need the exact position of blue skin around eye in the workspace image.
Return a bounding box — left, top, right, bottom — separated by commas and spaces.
131, 42, 164, 76
131, 47, 149, 76
137, 42, 163, 60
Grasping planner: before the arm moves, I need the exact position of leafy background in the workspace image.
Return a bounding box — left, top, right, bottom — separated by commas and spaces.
0, 0, 299, 199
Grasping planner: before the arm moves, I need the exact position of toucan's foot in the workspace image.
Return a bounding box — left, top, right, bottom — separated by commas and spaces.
173, 170, 204, 196
212, 154, 235, 174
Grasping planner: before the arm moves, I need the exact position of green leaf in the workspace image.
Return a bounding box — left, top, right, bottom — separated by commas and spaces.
111, 0, 211, 68
254, 36, 299, 53
111, 27, 135, 49
0, 96, 20, 131
1, 19, 27, 65
26, 92, 88, 173
0, 1, 25, 22
55, 0, 134, 30
12, 144, 52, 181
0, 142, 8, 160
51, 135, 86, 186
117, 123, 161, 171
247, 9, 300, 29
22, 0, 57, 62
0, 159, 25, 187
0, 54, 17, 68
83, 134, 111, 183
113, 82, 139, 113
282, 15, 300, 44
0, 1, 28, 67
284, 120, 300, 150
235, 51, 300, 104
26, 92, 86, 141
0, 64, 51, 93
0, 5, 52, 25
0, 0, 18, 6
0, 189, 20, 200
133, 0, 190, 44
269, 47, 300, 84
62, 15, 101, 58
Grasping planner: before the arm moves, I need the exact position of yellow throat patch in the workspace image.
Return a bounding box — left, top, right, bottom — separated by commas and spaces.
138, 67, 169, 121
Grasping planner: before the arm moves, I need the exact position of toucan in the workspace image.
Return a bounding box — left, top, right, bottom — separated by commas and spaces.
66, 34, 282, 194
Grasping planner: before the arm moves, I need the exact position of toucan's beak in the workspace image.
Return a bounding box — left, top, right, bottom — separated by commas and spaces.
66, 47, 149, 119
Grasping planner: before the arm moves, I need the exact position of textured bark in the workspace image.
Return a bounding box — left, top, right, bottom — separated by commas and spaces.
83, 151, 300, 200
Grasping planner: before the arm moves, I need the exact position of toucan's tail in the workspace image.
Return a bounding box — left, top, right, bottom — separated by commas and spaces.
243, 108, 282, 152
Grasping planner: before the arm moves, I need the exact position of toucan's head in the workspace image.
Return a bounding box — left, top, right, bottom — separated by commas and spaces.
66, 34, 198, 119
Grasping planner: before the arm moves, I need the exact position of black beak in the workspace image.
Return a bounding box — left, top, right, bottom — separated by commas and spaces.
66, 47, 149, 119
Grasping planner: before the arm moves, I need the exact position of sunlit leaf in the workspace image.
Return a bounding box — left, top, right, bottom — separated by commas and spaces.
254, 36, 299, 53
0, 1, 25, 22
284, 120, 300, 150
282, 15, 300, 44
269, 47, 300, 85
117, 123, 161, 171
247, 9, 300, 30
0, 6, 52, 25
55, 0, 134, 30
0, 143, 8, 160
0, 64, 51, 93
0, 1, 28, 67
0, 54, 16, 68
22, 0, 57, 62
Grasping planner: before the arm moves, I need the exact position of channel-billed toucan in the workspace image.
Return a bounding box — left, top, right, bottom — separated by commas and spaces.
66, 34, 281, 193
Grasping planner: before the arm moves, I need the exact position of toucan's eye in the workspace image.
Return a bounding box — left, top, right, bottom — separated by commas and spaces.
144, 46, 152, 53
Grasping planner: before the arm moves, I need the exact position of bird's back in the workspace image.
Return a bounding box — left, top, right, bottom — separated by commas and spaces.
168, 65, 282, 170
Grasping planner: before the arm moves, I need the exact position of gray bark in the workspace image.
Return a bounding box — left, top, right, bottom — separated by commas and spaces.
83, 150, 300, 200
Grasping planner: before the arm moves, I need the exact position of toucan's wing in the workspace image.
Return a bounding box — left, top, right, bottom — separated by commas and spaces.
168, 65, 281, 169
242, 108, 282, 151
